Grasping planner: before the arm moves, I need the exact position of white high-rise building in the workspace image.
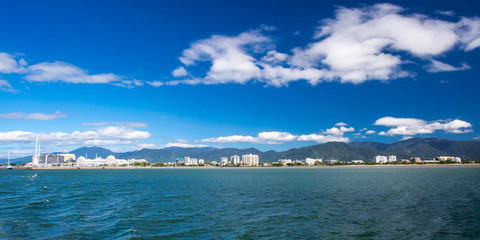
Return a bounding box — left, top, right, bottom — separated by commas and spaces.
387, 155, 397, 162
220, 157, 228, 165
373, 155, 388, 164
242, 154, 259, 166
230, 155, 241, 164
198, 159, 205, 164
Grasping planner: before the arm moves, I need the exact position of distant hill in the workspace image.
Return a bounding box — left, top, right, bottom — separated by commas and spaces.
262, 142, 388, 162
69, 147, 117, 159
118, 142, 387, 163
5, 138, 480, 164
350, 138, 480, 160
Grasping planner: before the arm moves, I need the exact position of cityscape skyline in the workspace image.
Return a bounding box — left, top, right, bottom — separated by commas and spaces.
1, 0, 479, 158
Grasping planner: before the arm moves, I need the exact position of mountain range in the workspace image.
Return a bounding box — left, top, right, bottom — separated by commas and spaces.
2, 138, 479, 164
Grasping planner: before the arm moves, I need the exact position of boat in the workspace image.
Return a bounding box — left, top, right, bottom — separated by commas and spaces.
6, 152, 12, 170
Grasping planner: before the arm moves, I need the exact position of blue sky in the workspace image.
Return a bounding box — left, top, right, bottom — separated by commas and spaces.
1, 0, 479, 157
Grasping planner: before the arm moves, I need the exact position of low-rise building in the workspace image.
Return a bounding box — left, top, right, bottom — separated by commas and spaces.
436, 156, 462, 163
325, 159, 338, 164
305, 158, 322, 165
278, 159, 292, 165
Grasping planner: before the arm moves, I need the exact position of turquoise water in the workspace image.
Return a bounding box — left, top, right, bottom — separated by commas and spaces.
1, 167, 479, 239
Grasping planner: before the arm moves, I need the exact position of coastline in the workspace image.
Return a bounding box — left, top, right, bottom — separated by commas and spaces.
7, 163, 480, 170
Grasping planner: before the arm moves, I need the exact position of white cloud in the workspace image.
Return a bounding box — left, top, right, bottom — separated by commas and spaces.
0, 79, 18, 93
427, 60, 471, 73
325, 126, 354, 135
456, 17, 480, 51
84, 139, 136, 146
261, 50, 288, 63
0, 54, 143, 88
25, 61, 121, 84
199, 131, 296, 144
147, 81, 164, 87
172, 66, 188, 77
173, 3, 480, 86
82, 121, 148, 128
401, 136, 413, 141
176, 29, 270, 85
257, 131, 297, 142
436, 10, 455, 17
97, 126, 151, 140
164, 143, 209, 148
0, 111, 66, 120
366, 130, 376, 134
0, 53, 25, 74
297, 134, 349, 143
375, 116, 426, 126
374, 116, 473, 136
335, 122, 348, 126
0, 126, 151, 143
199, 135, 258, 143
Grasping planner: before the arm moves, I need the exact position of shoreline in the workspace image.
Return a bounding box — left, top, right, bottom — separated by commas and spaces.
6, 163, 480, 170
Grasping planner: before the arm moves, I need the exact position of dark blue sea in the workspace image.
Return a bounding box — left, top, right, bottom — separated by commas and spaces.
1, 167, 479, 239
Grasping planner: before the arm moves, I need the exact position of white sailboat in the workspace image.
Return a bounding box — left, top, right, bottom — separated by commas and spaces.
6, 152, 12, 170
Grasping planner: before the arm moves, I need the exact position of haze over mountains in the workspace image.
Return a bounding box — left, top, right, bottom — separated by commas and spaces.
3, 138, 479, 164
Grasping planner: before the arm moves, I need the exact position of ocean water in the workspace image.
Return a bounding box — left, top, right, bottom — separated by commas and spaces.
1, 167, 479, 239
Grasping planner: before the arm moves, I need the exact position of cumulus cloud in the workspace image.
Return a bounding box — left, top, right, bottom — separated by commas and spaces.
324, 126, 355, 135
375, 116, 427, 126
0, 79, 18, 93
0, 53, 26, 74
172, 66, 188, 77
335, 122, 348, 126
175, 29, 271, 85
366, 130, 376, 135
199, 131, 298, 144
0, 111, 66, 120
173, 3, 480, 86
198, 128, 353, 144
297, 134, 349, 143
0, 126, 151, 144
164, 143, 209, 148
374, 116, 473, 136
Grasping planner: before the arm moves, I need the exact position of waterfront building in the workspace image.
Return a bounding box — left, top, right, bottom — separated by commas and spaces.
410, 157, 422, 163
198, 159, 205, 164
230, 155, 241, 164
436, 156, 462, 163
176, 158, 184, 165
373, 155, 388, 164
278, 159, 292, 165
242, 154, 259, 166
305, 158, 322, 165
387, 155, 397, 162
351, 160, 364, 164
220, 157, 228, 165
184, 156, 191, 165
325, 159, 338, 164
